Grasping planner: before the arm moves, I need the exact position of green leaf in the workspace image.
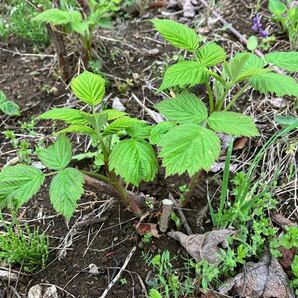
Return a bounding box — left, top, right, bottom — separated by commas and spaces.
225, 53, 266, 82
0, 100, 20, 116
160, 61, 208, 91
37, 108, 88, 125
0, 90, 20, 116
149, 121, 176, 145
265, 52, 298, 72
103, 116, 141, 136
268, 0, 287, 15
149, 289, 162, 298
109, 139, 158, 186
97, 18, 112, 29
0, 165, 45, 209
208, 112, 260, 137
156, 92, 208, 124
159, 124, 220, 176
247, 36, 258, 51
151, 19, 199, 51
242, 53, 265, 70
126, 123, 151, 140
100, 109, 127, 120
198, 43, 226, 66
56, 125, 96, 136
0, 90, 7, 104
33, 9, 72, 25
68, 10, 82, 23
70, 21, 90, 36
71, 71, 105, 105
275, 116, 298, 127
50, 168, 84, 220
37, 135, 72, 170
83, 113, 107, 131
249, 72, 298, 97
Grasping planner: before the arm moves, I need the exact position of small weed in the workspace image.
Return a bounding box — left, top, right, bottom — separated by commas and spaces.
0, 214, 49, 272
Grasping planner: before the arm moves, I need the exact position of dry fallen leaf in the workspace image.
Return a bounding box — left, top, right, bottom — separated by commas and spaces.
233, 137, 248, 150
271, 97, 287, 108
278, 246, 297, 275
134, 223, 159, 238
219, 251, 295, 297
167, 229, 235, 264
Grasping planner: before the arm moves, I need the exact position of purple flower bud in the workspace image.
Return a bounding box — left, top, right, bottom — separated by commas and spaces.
260, 30, 269, 38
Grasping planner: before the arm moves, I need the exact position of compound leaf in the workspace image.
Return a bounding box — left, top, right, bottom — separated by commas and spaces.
71, 71, 105, 105
198, 43, 226, 67
156, 92, 208, 124
0, 165, 45, 209
37, 135, 72, 170
159, 124, 220, 176
265, 52, 298, 73
149, 121, 176, 145
109, 139, 158, 186
50, 168, 84, 220
152, 19, 199, 51
208, 112, 259, 137
33, 9, 71, 25
160, 61, 208, 90
37, 108, 88, 125
249, 72, 298, 97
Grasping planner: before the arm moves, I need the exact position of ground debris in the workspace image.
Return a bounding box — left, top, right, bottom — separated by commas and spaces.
167, 0, 198, 18
28, 284, 58, 298
219, 251, 295, 298
167, 229, 234, 264
134, 222, 160, 238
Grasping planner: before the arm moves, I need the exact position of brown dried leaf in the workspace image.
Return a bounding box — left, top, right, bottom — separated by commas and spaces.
278, 247, 297, 274
167, 229, 235, 264
134, 223, 159, 238
233, 137, 248, 150
219, 251, 295, 298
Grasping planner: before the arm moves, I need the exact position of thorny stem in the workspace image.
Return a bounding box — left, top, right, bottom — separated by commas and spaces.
182, 170, 205, 207
205, 81, 214, 114
81, 170, 110, 184
89, 108, 142, 216
216, 83, 232, 111
108, 171, 143, 216
208, 70, 226, 86
224, 83, 250, 111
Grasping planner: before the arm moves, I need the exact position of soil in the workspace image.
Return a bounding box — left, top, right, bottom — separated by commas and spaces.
0, 1, 297, 297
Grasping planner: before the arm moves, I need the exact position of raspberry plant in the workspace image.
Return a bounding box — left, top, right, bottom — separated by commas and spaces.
0, 71, 158, 219
34, 0, 120, 66
150, 19, 298, 178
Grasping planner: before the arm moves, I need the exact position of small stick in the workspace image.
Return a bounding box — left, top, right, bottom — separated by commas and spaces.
169, 193, 193, 235
159, 199, 174, 232
100, 246, 136, 298
272, 213, 297, 230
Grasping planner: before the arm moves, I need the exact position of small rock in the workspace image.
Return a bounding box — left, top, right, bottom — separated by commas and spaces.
28, 284, 58, 298
112, 97, 126, 112
88, 263, 99, 275
271, 97, 287, 108
147, 48, 160, 56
